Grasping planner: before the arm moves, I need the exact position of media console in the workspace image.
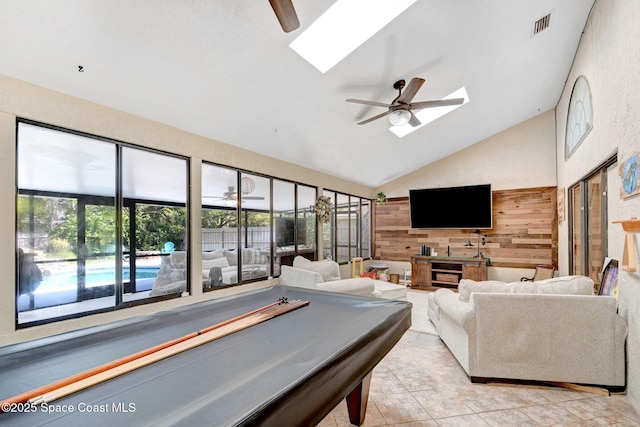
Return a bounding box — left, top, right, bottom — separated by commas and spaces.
410, 255, 488, 291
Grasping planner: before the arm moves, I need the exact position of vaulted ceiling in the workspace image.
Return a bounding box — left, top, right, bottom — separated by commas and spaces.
0, 0, 595, 187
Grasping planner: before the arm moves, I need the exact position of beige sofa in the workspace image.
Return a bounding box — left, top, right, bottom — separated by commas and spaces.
427, 276, 627, 389
279, 256, 408, 300
150, 249, 269, 296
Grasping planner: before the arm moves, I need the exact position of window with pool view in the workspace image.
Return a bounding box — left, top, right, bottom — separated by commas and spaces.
200, 164, 317, 289
16, 121, 188, 326
16, 122, 366, 327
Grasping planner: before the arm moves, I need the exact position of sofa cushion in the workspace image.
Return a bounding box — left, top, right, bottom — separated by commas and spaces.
293, 256, 341, 282
371, 280, 408, 300
202, 257, 229, 270
317, 278, 375, 296
149, 280, 186, 297
279, 265, 324, 289
202, 250, 224, 260
202, 257, 230, 280
458, 279, 510, 302
459, 276, 594, 302
434, 288, 475, 331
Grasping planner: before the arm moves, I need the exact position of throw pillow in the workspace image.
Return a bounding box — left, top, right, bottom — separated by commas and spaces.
242, 248, 266, 265
202, 257, 229, 270
223, 249, 238, 266
293, 256, 341, 282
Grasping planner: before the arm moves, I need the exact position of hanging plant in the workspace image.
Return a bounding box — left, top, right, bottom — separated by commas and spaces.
374, 192, 388, 206
314, 196, 333, 223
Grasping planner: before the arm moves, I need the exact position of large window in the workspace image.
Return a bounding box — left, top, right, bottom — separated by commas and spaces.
322, 190, 371, 263
16, 122, 188, 325
569, 155, 616, 290
273, 180, 317, 274
16, 122, 368, 327
121, 147, 188, 302
201, 164, 316, 288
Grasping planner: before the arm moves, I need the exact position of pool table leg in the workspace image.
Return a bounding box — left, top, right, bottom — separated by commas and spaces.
345, 371, 372, 426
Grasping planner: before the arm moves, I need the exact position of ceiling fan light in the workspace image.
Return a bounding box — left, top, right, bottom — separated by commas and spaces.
388, 109, 411, 126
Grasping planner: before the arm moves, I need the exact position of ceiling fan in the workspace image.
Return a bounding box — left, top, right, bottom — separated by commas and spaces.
346, 78, 465, 127
269, 0, 300, 33
203, 186, 265, 203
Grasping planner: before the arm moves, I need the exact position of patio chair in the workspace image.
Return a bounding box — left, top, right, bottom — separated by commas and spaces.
161, 241, 175, 254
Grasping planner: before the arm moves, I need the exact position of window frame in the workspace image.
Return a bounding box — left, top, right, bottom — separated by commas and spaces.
201, 162, 319, 289
568, 154, 617, 286
15, 119, 372, 328
16, 119, 190, 327
322, 189, 373, 264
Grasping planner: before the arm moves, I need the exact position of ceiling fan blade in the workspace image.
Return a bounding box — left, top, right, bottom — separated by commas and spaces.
346, 98, 391, 108
243, 196, 265, 200
410, 98, 465, 110
397, 77, 425, 104
357, 110, 393, 125
269, 0, 300, 33
409, 112, 422, 127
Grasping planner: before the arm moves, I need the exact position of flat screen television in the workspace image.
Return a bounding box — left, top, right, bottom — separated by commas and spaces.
409, 184, 493, 229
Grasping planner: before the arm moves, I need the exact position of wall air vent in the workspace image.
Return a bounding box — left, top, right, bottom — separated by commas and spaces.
532, 12, 552, 36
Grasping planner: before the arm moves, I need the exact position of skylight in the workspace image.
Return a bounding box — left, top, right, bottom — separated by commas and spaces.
289, 0, 418, 73
389, 87, 470, 138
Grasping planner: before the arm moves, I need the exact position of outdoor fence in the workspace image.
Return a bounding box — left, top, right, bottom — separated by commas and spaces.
202, 227, 271, 251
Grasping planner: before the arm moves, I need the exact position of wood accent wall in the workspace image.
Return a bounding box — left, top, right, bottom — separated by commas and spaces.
373, 187, 557, 269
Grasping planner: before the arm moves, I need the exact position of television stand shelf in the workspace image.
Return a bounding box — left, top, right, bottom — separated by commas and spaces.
410, 255, 488, 291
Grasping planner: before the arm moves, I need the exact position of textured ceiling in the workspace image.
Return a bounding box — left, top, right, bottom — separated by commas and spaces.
0, 0, 595, 187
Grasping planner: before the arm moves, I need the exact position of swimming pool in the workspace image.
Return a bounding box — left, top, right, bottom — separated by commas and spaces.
19, 266, 161, 312
34, 266, 160, 295
39, 266, 160, 288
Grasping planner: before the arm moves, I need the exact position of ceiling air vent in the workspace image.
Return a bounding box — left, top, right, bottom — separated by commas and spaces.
532, 12, 551, 36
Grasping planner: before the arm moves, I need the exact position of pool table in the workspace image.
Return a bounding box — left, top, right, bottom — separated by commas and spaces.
0, 285, 411, 426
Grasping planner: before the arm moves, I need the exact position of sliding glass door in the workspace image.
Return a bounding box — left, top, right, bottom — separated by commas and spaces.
16, 121, 188, 325
568, 156, 616, 292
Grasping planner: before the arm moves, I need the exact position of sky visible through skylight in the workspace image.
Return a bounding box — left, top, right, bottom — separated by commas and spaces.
390, 87, 470, 137
289, 0, 418, 73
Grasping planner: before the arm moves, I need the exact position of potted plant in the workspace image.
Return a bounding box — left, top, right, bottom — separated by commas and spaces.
374, 192, 387, 206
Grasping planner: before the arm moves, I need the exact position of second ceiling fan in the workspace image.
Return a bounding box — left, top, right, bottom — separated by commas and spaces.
346, 77, 464, 127
269, 0, 300, 33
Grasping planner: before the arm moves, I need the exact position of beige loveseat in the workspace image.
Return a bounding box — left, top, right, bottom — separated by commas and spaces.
427, 276, 627, 389
150, 249, 269, 296
279, 256, 408, 300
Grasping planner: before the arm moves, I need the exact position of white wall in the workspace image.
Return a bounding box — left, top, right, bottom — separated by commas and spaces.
555, 0, 640, 412
378, 109, 557, 197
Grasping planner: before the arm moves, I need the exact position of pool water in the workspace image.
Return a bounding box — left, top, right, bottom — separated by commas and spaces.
39, 266, 160, 289
18, 266, 161, 312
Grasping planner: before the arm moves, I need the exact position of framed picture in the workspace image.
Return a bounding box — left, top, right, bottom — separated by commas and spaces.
620, 152, 640, 199
598, 258, 619, 302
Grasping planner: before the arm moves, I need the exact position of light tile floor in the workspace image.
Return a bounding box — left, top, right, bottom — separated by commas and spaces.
319, 331, 640, 426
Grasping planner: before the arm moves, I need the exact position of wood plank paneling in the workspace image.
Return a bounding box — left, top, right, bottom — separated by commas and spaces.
373, 187, 557, 269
